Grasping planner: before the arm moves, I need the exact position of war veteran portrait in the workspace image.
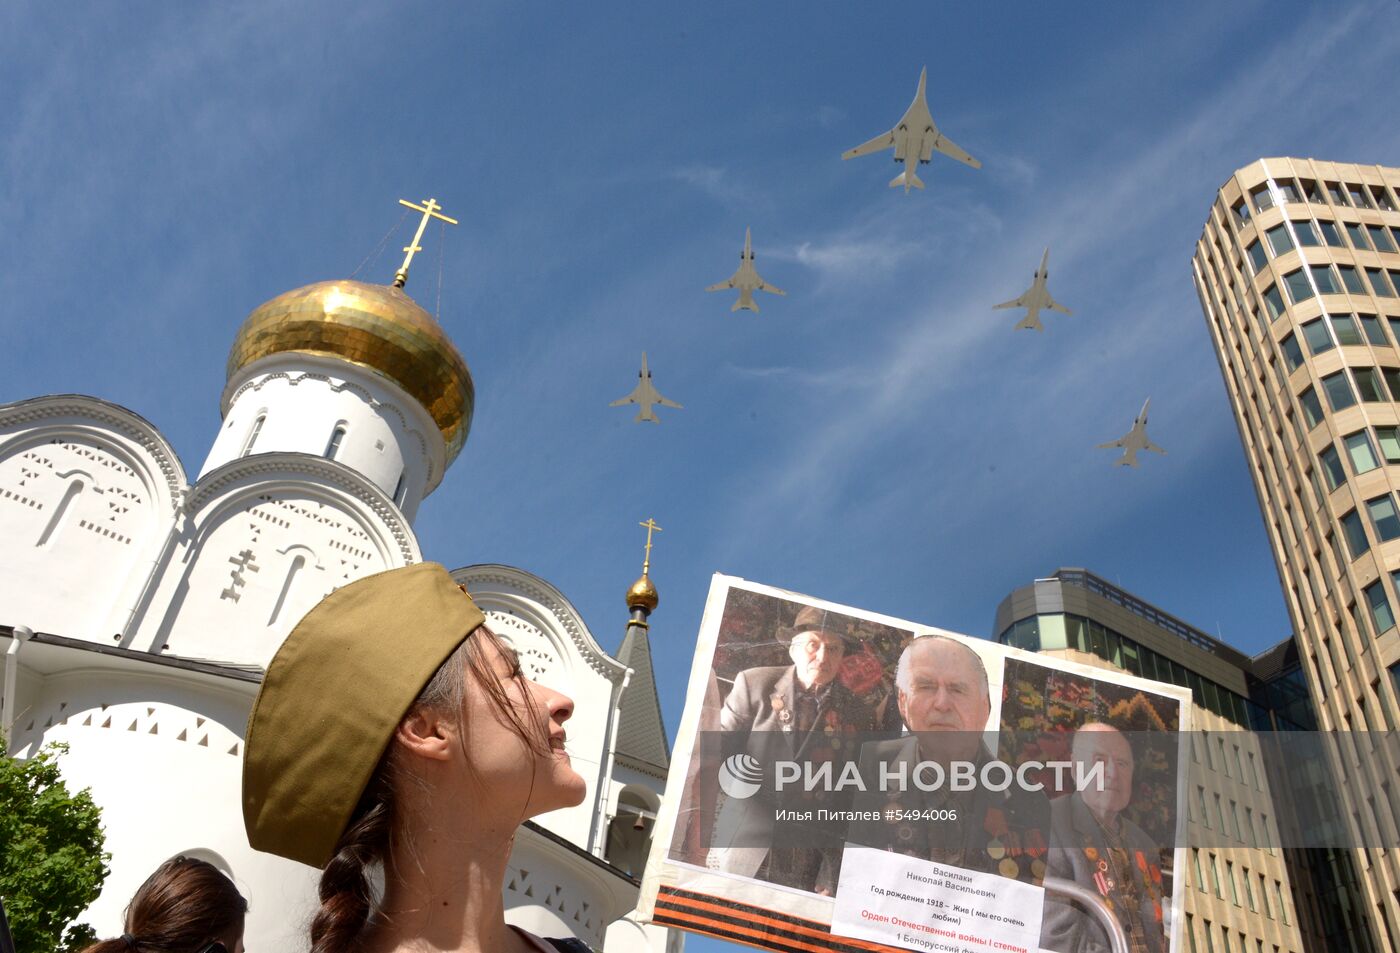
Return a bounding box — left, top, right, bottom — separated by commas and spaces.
707, 603, 896, 892
1040, 722, 1167, 953
845, 634, 1049, 884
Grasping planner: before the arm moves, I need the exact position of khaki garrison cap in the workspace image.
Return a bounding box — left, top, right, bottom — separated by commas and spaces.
242, 562, 486, 868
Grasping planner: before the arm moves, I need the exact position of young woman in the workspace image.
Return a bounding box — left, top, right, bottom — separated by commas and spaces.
81, 856, 246, 953
242, 562, 592, 953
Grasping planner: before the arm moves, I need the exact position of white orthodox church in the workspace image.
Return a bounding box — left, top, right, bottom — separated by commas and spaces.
0, 223, 678, 952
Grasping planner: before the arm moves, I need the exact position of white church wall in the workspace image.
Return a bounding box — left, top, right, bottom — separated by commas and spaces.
7, 663, 318, 953
0, 398, 183, 644
132, 456, 418, 667
204, 354, 444, 518
453, 565, 631, 855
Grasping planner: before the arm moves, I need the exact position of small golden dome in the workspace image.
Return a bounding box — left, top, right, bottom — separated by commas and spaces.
226, 281, 474, 464
627, 574, 659, 613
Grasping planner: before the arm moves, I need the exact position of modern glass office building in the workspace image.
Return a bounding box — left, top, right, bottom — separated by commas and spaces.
1192, 159, 1400, 950
995, 568, 1378, 952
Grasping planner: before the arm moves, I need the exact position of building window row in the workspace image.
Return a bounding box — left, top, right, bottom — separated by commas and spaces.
1280, 264, 1400, 303
997, 614, 1266, 727
1248, 220, 1400, 273
1242, 176, 1399, 218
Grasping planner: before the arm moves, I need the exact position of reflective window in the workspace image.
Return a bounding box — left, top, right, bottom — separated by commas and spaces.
1373, 186, 1397, 212
1368, 495, 1400, 541
1360, 314, 1387, 344
1390, 663, 1400, 707
1293, 220, 1321, 246
1246, 241, 1268, 273
1232, 200, 1250, 225
1369, 225, 1397, 254
1341, 509, 1371, 558
1347, 183, 1373, 209
1321, 370, 1357, 411
1276, 179, 1302, 203
1346, 430, 1380, 473
1280, 332, 1305, 370
1367, 581, 1396, 634
1368, 268, 1396, 297
1376, 427, 1400, 464
1320, 444, 1347, 489
1327, 182, 1348, 206
1390, 318, 1400, 345
323, 425, 346, 460
1333, 313, 1363, 345
1312, 265, 1340, 295
1263, 283, 1286, 319
1283, 269, 1313, 303
1385, 368, 1400, 401
1347, 222, 1371, 250
1301, 179, 1324, 202
1339, 265, 1367, 295
1355, 367, 1387, 402
1301, 318, 1333, 354
1266, 225, 1294, 256
1299, 386, 1325, 428
1252, 186, 1275, 212
1318, 220, 1344, 246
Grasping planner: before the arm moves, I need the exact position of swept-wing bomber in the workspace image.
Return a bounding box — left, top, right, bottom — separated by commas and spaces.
842, 67, 981, 192
610, 352, 683, 423
994, 248, 1073, 331
706, 227, 786, 312
1098, 399, 1166, 467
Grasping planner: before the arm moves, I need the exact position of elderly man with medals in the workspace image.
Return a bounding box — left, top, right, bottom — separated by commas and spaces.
844, 634, 1049, 884
1040, 722, 1167, 953
707, 605, 891, 893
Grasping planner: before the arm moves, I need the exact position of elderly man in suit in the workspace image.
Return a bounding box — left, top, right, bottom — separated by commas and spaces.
707, 605, 887, 892
845, 634, 1047, 883
1040, 722, 1167, 953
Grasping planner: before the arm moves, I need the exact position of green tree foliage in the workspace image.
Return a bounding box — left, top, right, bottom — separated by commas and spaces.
0, 742, 109, 953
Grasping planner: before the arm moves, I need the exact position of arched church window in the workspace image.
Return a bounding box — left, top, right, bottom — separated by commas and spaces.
241, 414, 265, 457
36, 478, 84, 547
324, 425, 347, 460
268, 554, 307, 626
605, 786, 658, 878
393, 470, 407, 506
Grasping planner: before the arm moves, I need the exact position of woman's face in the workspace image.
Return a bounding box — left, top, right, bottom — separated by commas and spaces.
458, 636, 587, 819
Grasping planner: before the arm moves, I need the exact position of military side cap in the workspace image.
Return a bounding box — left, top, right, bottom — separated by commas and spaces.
242, 562, 485, 868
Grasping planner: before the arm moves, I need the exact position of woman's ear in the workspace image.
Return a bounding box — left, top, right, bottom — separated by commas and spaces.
393, 706, 454, 762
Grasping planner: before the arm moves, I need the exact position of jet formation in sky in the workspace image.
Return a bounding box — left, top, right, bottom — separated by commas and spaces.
609, 67, 1163, 464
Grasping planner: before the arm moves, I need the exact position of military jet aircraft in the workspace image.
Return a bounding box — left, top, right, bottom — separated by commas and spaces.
994, 248, 1073, 331
706, 227, 786, 312
1098, 399, 1166, 467
610, 352, 683, 423
842, 67, 981, 192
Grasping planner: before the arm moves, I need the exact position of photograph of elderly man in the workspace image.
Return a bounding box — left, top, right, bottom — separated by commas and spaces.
708, 603, 898, 893
846, 635, 1047, 882
1041, 722, 1168, 953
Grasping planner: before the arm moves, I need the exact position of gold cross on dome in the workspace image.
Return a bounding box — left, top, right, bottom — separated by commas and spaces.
393, 197, 459, 289
639, 518, 662, 575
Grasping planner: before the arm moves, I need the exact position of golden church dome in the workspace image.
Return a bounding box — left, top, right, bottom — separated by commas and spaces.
226, 280, 474, 463
627, 574, 659, 613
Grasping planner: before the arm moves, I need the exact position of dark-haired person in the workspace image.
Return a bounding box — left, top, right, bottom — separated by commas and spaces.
242, 563, 592, 953
80, 856, 246, 953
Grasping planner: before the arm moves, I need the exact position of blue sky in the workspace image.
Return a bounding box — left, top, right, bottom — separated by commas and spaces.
3, 2, 1399, 949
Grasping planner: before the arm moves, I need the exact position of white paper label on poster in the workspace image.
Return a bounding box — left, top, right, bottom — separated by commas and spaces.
831, 845, 1044, 953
